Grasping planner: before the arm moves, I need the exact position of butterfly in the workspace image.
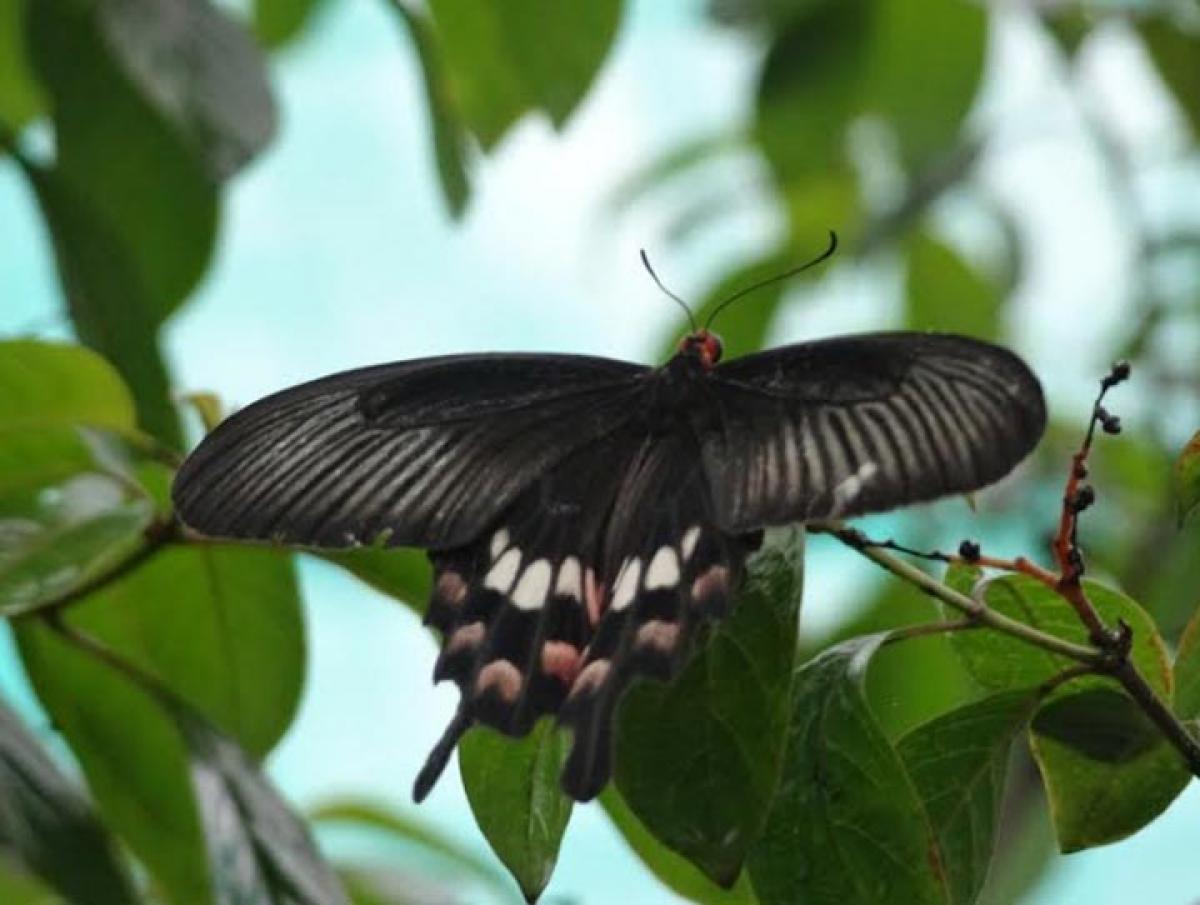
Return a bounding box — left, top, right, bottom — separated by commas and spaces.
171, 241, 1046, 802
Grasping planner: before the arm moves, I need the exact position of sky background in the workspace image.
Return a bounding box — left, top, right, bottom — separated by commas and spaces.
2, 0, 1199, 902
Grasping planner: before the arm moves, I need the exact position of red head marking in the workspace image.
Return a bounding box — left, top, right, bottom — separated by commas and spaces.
678, 330, 724, 369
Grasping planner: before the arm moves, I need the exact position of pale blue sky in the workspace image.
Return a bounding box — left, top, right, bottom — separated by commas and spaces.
2, 1, 1199, 902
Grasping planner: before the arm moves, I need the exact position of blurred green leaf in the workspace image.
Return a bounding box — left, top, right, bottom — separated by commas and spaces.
0, 857, 63, 904
387, 1, 472, 218
906, 232, 1002, 339
254, 0, 327, 50
1139, 16, 1200, 138
426, 0, 621, 148
757, 0, 984, 208
1173, 603, 1200, 719
866, 0, 985, 169
0, 491, 153, 618
943, 566, 1171, 697
174, 709, 348, 905
0, 0, 41, 130
0, 341, 135, 433
896, 691, 1040, 905
310, 798, 513, 899
15, 156, 186, 447
0, 700, 138, 904
15, 545, 304, 903
458, 719, 571, 903
757, 1, 868, 186
28, 0, 220, 306
1173, 429, 1200, 526
599, 787, 759, 905
616, 529, 803, 888
748, 634, 948, 905
319, 546, 431, 619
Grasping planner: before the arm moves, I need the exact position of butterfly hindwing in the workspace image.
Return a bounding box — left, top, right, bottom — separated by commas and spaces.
705, 332, 1047, 531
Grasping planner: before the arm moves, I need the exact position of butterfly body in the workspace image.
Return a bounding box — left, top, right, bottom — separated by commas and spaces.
172, 330, 1046, 801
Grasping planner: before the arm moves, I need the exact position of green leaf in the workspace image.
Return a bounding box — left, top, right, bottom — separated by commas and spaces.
943, 567, 1171, 697
0, 699, 137, 904
748, 634, 948, 905
318, 547, 431, 617
599, 787, 759, 905
425, 0, 621, 148
896, 691, 1041, 905
458, 719, 571, 903
0, 341, 135, 433
0, 492, 154, 618
943, 567, 1189, 850
310, 798, 514, 899
1029, 687, 1190, 851
387, 2, 471, 218
799, 579, 976, 742
174, 709, 348, 905
1172, 429, 1200, 526
0, 0, 42, 130
1139, 17, 1200, 138
15, 545, 304, 903
615, 528, 804, 888
906, 232, 1002, 339
254, 0, 327, 50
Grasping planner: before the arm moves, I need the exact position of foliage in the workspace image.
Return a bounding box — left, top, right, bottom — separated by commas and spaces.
1, 1, 1199, 904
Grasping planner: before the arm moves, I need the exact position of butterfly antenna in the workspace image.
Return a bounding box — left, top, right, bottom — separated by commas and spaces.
640, 249, 698, 333
703, 230, 839, 331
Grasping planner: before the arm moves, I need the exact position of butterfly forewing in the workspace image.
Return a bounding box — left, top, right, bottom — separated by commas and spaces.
705, 333, 1046, 531
173, 354, 647, 550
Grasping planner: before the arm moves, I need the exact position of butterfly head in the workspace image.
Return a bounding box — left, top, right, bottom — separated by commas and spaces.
678, 330, 723, 369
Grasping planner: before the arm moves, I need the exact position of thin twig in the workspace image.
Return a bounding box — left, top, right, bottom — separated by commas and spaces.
811, 522, 1103, 665
1109, 658, 1200, 776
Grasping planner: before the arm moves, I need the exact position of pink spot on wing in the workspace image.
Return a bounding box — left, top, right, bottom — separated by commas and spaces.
691, 565, 729, 606
541, 641, 581, 684
445, 622, 485, 655
475, 660, 523, 703
567, 659, 611, 699
635, 620, 680, 653
436, 571, 468, 606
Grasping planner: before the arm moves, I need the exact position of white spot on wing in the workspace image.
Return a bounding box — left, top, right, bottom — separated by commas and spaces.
645, 546, 680, 590
555, 556, 582, 600
484, 548, 521, 592
511, 559, 552, 610
832, 462, 879, 513
681, 525, 702, 561
490, 528, 510, 560
611, 558, 642, 611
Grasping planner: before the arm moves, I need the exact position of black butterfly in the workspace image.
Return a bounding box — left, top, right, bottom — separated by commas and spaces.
171, 258, 1046, 803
